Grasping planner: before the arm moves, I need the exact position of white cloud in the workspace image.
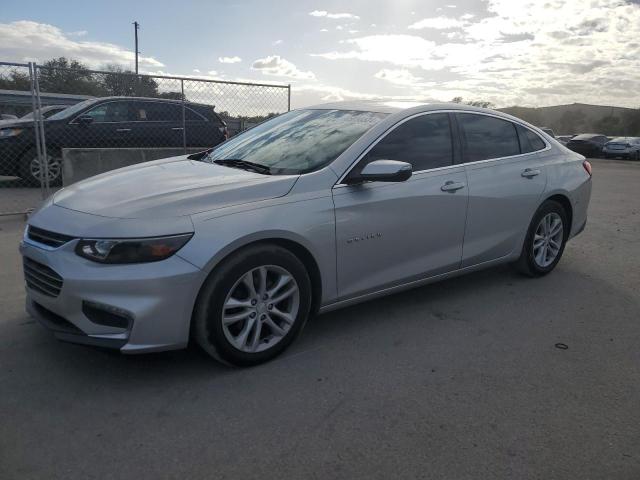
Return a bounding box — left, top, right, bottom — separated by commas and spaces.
374, 68, 431, 87
312, 0, 640, 107
273, 39, 283, 45
320, 29, 329, 32
193, 68, 200, 73
0, 20, 164, 69
219, 56, 242, 64
408, 16, 466, 30
309, 10, 360, 20
67, 30, 88, 37
252, 55, 316, 80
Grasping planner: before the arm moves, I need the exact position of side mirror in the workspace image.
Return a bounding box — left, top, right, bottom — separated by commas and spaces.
347, 160, 412, 184
76, 115, 94, 125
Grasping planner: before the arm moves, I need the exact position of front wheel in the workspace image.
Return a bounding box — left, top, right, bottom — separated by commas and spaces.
19, 147, 62, 187
193, 244, 312, 366
514, 200, 568, 277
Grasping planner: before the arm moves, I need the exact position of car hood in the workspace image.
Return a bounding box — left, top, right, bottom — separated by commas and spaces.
53, 156, 299, 219
0, 118, 36, 128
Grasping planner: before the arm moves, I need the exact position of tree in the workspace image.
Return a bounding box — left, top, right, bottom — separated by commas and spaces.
99, 64, 160, 97
450, 96, 494, 108
0, 69, 31, 91
37, 57, 105, 96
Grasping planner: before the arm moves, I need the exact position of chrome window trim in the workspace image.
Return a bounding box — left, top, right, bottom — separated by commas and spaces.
69, 99, 209, 125
333, 109, 551, 187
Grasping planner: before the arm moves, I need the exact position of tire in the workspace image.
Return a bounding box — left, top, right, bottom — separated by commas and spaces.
193, 244, 312, 366
19, 147, 63, 187
514, 200, 568, 277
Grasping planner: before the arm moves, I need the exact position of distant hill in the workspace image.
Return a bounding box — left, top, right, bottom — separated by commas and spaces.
498, 103, 640, 136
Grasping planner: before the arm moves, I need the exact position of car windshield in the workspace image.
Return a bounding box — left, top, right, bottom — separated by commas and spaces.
204, 109, 388, 175
47, 99, 98, 120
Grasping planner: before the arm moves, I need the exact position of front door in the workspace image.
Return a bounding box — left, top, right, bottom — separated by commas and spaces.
332, 112, 469, 300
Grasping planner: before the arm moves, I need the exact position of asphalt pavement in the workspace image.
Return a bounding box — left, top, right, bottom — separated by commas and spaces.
0, 159, 638, 480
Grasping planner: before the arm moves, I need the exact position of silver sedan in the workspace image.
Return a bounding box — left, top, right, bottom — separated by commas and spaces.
20, 101, 592, 366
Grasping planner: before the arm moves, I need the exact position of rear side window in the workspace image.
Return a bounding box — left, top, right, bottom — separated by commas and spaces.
363, 113, 453, 171
185, 108, 206, 121
136, 102, 182, 122
516, 125, 546, 153
457, 113, 520, 162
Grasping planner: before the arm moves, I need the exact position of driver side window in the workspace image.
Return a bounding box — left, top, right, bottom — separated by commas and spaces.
83, 102, 133, 123
361, 113, 453, 172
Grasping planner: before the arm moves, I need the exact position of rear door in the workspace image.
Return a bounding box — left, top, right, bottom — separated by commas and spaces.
333, 112, 468, 299
133, 101, 184, 147
457, 113, 548, 267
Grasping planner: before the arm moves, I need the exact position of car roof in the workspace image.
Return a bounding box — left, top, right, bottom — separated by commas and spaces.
303, 100, 502, 115
89, 96, 213, 108
610, 137, 636, 141
572, 133, 604, 140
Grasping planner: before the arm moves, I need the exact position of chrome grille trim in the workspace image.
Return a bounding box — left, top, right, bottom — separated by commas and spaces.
27, 226, 75, 248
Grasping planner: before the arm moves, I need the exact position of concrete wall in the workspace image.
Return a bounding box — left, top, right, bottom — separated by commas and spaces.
62, 147, 207, 186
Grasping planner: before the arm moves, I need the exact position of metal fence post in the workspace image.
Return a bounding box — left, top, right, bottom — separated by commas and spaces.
181, 79, 187, 155
288, 84, 291, 111
33, 64, 50, 196
28, 63, 46, 200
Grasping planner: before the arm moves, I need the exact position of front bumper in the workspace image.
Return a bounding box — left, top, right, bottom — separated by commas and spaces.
20, 236, 206, 353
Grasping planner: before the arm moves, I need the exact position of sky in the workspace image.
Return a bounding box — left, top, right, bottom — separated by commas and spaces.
1, 0, 640, 109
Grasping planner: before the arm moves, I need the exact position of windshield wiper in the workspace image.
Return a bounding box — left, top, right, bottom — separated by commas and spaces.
213, 159, 272, 175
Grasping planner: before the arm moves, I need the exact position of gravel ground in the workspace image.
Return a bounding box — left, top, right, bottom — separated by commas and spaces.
0, 159, 638, 480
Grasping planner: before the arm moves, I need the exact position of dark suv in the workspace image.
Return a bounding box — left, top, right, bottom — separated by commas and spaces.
0, 96, 228, 185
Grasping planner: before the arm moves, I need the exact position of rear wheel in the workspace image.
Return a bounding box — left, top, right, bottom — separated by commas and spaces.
193, 244, 312, 366
514, 200, 568, 277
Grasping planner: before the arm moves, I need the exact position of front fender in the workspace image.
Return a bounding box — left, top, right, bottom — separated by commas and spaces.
178, 195, 338, 305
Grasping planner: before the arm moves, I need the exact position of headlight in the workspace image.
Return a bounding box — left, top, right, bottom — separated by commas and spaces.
0, 128, 23, 138
75, 234, 193, 264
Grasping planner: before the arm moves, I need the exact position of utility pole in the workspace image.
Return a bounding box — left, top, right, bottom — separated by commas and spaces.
133, 21, 140, 74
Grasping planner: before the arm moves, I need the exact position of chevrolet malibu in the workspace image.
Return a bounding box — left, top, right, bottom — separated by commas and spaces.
20, 101, 592, 366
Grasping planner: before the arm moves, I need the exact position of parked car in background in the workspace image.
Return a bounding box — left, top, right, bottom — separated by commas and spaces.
0, 96, 228, 185
1, 113, 18, 121
0, 105, 69, 126
539, 127, 556, 138
566, 134, 608, 158
20, 101, 592, 366
603, 137, 640, 160
556, 135, 574, 146
19, 105, 69, 121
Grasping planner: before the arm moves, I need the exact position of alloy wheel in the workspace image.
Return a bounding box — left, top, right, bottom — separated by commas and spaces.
532, 212, 563, 268
29, 155, 61, 184
222, 265, 300, 353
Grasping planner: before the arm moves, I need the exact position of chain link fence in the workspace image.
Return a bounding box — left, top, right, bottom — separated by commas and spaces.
0, 61, 290, 216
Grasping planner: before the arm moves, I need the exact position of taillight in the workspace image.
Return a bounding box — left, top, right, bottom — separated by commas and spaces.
583, 160, 592, 176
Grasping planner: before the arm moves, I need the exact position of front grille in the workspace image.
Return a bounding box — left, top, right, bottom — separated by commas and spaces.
27, 226, 75, 248
23, 257, 64, 298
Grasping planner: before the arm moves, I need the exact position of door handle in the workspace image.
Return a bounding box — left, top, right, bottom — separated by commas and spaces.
116, 128, 131, 132
521, 168, 541, 178
441, 181, 466, 192
172, 127, 184, 131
